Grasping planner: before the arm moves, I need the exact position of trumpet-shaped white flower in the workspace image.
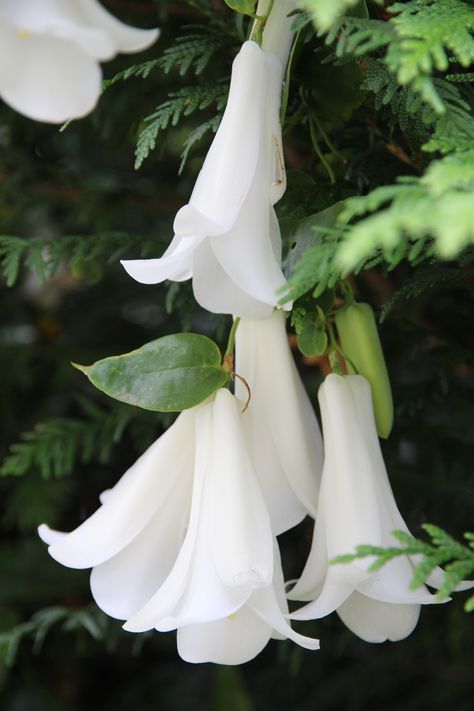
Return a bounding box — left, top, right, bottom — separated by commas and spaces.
39, 389, 318, 664
235, 310, 323, 534
289, 374, 471, 643
0, 0, 159, 123
122, 41, 290, 319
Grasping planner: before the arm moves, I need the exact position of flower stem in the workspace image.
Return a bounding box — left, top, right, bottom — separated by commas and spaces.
280, 26, 301, 124
312, 114, 345, 163
224, 317, 241, 360
222, 317, 252, 411
234, 372, 252, 412
339, 279, 355, 305
251, 0, 275, 46
309, 116, 336, 185
328, 320, 358, 375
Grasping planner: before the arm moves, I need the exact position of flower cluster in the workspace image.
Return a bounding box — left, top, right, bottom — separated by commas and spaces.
40, 316, 322, 664
30, 0, 471, 667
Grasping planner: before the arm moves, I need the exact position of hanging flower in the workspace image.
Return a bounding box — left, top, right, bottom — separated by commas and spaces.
122, 40, 290, 319
0, 0, 159, 123
39, 388, 319, 664
235, 310, 323, 534
288, 374, 471, 643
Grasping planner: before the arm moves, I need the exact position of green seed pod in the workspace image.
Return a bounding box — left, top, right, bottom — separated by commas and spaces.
335, 302, 393, 438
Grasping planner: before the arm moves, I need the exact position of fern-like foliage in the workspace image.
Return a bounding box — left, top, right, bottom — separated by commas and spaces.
157, 29, 230, 76
0, 231, 156, 288
303, 0, 371, 33
0, 236, 50, 287
331, 524, 474, 611
178, 114, 221, 174
363, 59, 474, 154
328, 0, 474, 111
0, 606, 107, 667
0, 401, 135, 479
103, 26, 229, 90
379, 264, 473, 322
337, 150, 474, 269
281, 202, 433, 302
134, 83, 227, 169
284, 229, 346, 301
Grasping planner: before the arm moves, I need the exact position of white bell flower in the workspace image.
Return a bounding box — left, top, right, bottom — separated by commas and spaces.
0, 0, 159, 123
235, 310, 323, 534
288, 374, 471, 643
39, 388, 318, 664
121, 40, 290, 319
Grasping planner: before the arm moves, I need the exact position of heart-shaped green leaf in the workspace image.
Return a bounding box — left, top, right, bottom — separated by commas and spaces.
74, 334, 229, 412
224, 0, 255, 16
296, 312, 328, 357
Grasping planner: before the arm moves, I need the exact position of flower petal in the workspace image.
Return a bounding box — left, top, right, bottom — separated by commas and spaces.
208, 51, 287, 310
346, 375, 447, 605
356, 557, 440, 605
289, 572, 353, 621
253, 543, 320, 650
90, 463, 191, 620
192, 240, 274, 318
38, 525, 67, 546
177, 608, 272, 665
76, 0, 159, 53
121, 234, 202, 285
240, 400, 307, 535
318, 375, 382, 561
173, 205, 228, 239
235, 311, 322, 528
210, 197, 287, 311
250, 585, 320, 650
0, 0, 158, 55
210, 389, 273, 588
0, 25, 101, 122
424, 566, 474, 593
260, 0, 299, 69
337, 591, 421, 643
41, 409, 195, 568
287, 508, 329, 602
186, 41, 271, 234
124, 396, 250, 633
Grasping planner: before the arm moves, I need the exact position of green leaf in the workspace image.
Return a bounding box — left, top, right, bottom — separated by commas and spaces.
337, 150, 474, 269
224, 0, 255, 16
135, 83, 227, 169
75, 334, 230, 412
296, 312, 328, 357
329, 1, 474, 111
282, 201, 348, 300
304, 0, 371, 33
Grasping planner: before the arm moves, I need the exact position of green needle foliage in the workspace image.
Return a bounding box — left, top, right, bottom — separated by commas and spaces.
0, 232, 157, 288
0, 606, 108, 667
134, 83, 227, 169
331, 525, 474, 612
337, 149, 474, 268
303, 0, 373, 32
0, 402, 135, 479
328, 0, 474, 110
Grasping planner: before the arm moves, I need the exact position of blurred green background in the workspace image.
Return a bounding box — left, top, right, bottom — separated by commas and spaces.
1, 1, 473, 709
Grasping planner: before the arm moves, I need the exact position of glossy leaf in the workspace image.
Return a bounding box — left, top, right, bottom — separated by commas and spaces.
75, 334, 229, 412
224, 0, 255, 16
